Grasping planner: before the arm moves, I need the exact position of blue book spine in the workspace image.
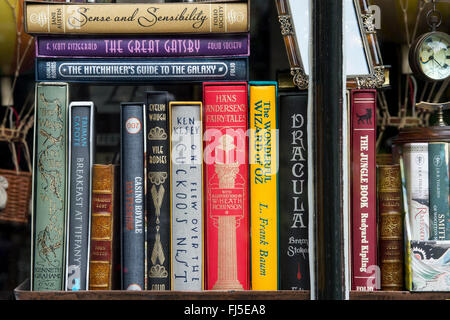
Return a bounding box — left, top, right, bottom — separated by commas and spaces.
121, 103, 146, 290
429, 142, 450, 240
66, 102, 95, 291
36, 58, 248, 82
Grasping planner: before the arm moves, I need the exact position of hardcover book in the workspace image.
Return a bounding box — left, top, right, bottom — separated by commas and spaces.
248, 81, 278, 290
89, 164, 120, 290
203, 82, 249, 290
377, 164, 403, 291
31, 82, 69, 291
428, 142, 449, 240
65, 101, 95, 291
24, 2, 249, 34
403, 143, 429, 241
170, 101, 203, 291
278, 91, 310, 291
120, 103, 146, 290
350, 89, 378, 291
146, 91, 171, 290
36, 34, 250, 58
35, 58, 248, 82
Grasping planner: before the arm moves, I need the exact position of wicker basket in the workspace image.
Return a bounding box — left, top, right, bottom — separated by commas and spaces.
0, 127, 33, 224
0, 168, 31, 224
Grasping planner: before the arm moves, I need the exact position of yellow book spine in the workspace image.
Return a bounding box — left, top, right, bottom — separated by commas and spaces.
25, 2, 248, 34
249, 83, 278, 290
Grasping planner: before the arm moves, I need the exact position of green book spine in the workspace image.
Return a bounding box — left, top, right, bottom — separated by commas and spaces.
31, 82, 69, 291
428, 142, 449, 240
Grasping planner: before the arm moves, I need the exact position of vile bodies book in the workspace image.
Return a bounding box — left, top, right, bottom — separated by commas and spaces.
203, 82, 250, 290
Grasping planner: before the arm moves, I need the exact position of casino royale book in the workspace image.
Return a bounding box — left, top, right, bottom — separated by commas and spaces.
249, 82, 278, 290
24, 2, 249, 34
65, 102, 95, 291
35, 58, 248, 82
120, 103, 146, 290
36, 34, 250, 58
278, 91, 310, 291
31, 82, 69, 291
146, 92, 171, 291
203, 82, 249, 290
170, 102, 203, 291
350, 89, 377, 291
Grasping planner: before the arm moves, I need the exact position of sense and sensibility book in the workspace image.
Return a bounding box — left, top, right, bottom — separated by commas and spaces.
35, 58, 248, 82
65, 101, 95, 291
36, 34, 250, 58
146, 91, 171, 290
203, 82, 250, 291
278, 91, 310, 291
350, 89, 378, 291
170, 101, 203, 291
24, 2, 249, 34
31, 82, 69, 291
120, 103, 146, 290
249, 81, 278, 290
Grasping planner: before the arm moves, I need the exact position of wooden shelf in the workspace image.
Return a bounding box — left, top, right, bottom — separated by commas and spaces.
14, 280, 450, 300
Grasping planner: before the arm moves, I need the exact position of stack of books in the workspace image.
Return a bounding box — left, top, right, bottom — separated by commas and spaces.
27, 0, 313, 293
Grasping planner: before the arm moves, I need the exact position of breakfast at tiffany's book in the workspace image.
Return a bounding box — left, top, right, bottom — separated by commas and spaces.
2, 0, 449, 307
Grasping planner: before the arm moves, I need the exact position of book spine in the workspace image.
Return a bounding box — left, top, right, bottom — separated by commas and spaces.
120, 103, 146, 290
429, 142, 449, 240
278, 92, 310, 290
89, 164, 119, 290
36, 58, 248, 82
403, 143, 429, 241
32, 82, 68, 291
66, 102, 94, 291
350, 89, 377, 291
25, 2, 248, 34
249, 82, 278, 290
36, 34, 250, 58
146, 92, 171, 290
377, 164, 404, 291
203, 82, 249, 291
170, 102, 203, 291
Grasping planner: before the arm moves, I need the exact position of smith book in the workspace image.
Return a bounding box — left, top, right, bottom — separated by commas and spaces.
278, 91, 310, 291
146, 91, 171, 290
170, 101, 203, 291
36, 34, 250, 58
249, 81, 278, 290
350, 89, 378, 291
203, 82, 249, 290
428, 142, 449, 240
35, 57, 248, 82
377, 164, 404, 291
24, 2, 249, 34
65, 101, 95, 291
120, 103, 146, 290
31, 82, 68, 291
89, 164, 120, 290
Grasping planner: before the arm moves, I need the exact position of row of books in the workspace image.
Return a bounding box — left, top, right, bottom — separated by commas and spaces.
31, 81, 311, 291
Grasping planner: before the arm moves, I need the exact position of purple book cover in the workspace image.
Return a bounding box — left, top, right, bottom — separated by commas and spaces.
36, 34, 250, 58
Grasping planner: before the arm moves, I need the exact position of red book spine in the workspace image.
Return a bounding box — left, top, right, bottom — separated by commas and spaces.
350, 89, 378, 291
203, 82, 250, 290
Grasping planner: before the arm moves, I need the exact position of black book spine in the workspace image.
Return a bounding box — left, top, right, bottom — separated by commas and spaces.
146, 91, 171, 290
278, 92, 310, 290
121, 103, 146, 290
66, 103, 94, 291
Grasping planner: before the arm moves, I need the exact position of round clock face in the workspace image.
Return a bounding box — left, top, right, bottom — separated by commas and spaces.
415, 32, 450, 81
